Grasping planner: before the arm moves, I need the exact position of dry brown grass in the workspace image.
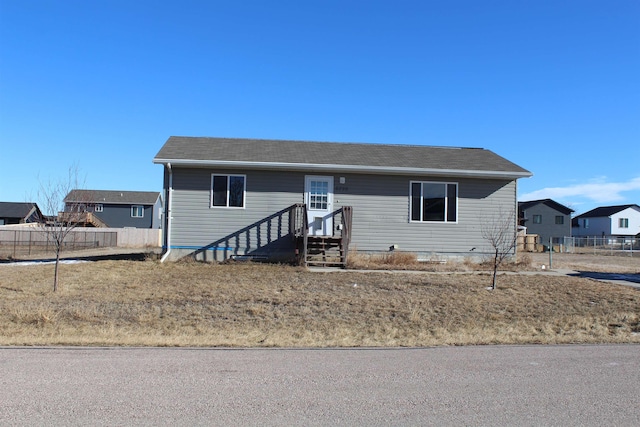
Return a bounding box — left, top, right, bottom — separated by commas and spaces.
348, 249, 640, 274
348, 250, 420, 269
346, 249, 536, 272
1, 258, 638, 347
347, 250, 474, 271
527, 251, 639, 273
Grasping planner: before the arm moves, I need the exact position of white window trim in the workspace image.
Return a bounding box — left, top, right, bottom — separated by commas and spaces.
95, 204, 103, 212
409, 180, 458, 224
131, 205, 144, 218
305, 175, 333, 211
210, 174, 247, 209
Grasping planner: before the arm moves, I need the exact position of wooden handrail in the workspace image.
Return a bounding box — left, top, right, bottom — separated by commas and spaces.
340, 206, 353, 263
289, 203, 308, 238
56, 212, 108, 228
289, 203, 308, 265
290, 204, 353, 266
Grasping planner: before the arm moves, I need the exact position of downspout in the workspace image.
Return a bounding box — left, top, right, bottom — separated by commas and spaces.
160, 162, 173, 262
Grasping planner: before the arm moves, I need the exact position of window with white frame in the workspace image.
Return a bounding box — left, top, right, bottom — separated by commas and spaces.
94, 204, 103, 212
410, 181, 457, 222
211, 174, 246, 208
619, 218, 629, 228
131, 205, 144, 218
308, 180, 329, 210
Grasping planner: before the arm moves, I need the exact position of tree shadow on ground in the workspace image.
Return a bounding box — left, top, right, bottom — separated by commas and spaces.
569, 271, 640, 285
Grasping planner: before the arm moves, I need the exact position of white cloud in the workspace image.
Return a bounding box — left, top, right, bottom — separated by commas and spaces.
520, 176, 640, 204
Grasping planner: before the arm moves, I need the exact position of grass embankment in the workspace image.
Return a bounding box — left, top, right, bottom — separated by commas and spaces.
1, 260, 639, 347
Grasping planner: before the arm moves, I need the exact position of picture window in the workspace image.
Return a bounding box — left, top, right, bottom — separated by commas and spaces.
410, 181, 457, 223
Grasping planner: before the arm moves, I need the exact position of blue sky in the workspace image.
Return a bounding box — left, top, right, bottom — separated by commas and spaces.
1, 0, 638, 215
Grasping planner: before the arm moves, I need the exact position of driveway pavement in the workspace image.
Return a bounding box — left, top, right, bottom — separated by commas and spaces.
1, 345, 638, 426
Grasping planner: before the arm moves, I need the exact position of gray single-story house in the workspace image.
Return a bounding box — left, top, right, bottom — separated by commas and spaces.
518, 199, 574, 246
153, 136, 532, 264
64, 190, 163, 229
0, 202, 43, 225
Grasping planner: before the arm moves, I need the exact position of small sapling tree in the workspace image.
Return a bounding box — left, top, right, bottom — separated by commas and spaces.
481, 208, 518, 290
36, 166, 89, 292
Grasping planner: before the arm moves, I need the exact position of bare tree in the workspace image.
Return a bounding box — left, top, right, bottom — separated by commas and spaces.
481, 209, 518, 290
36, 166, 89, 292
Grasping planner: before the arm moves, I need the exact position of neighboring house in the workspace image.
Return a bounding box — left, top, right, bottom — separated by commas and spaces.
572, 204, 640, 238
518, 199, 574, 245
64, 190, 163, 229
0, 202, 43, 225
153, 136, 532, 264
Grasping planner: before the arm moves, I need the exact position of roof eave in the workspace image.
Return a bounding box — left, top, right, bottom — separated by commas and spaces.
64, 200, 156, 205
153, 158, 532, 180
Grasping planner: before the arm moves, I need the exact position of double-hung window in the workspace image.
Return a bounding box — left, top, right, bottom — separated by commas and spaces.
211, 174, 246, 208
131, 205, 144, 218
410, 181, 457, 223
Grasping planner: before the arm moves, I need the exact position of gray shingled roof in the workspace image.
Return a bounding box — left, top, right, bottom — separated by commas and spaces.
0, 202, 40, 219
153, 136, 532, 179
574, 204, 640, 219
65, 190, 161, 205
518, 199, 574, 215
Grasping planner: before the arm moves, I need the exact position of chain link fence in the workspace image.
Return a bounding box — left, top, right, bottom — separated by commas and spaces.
0, 228, 117, 258
563, 236, 638, 256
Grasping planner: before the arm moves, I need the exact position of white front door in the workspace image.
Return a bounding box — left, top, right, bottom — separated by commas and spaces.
305, 175, 334, 236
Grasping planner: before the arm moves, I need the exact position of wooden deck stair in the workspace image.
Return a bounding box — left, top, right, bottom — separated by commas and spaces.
57, 212, 108, 228
305, 236, 346, 267
290, 204, 352, 268
83, 213, 108, 228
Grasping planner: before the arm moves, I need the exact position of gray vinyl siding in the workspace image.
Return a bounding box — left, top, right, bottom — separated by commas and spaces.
169, 168, 303, 260
168, 167, 518, 260
572, 216, 612, 237
521, 204, 572, 244
93, 204, 154, 228
332, 174, 516, 255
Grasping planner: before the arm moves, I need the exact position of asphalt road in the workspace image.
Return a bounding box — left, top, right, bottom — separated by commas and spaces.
1, 345, 638, 426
